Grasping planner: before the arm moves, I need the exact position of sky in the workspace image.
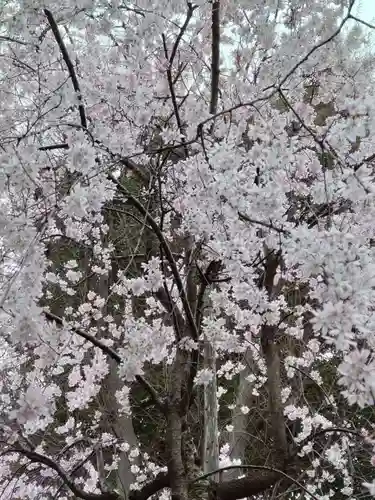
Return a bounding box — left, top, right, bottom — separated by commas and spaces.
356, 0, 375, 23
350, 0, 375, 49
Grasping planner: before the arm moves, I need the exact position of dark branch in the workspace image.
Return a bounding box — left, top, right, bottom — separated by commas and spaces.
129, 472, 169, 500
196, 0, 355, 132
7, 447, 118, 500
44, 310, 166, 412
108, 174, 199, 341
210, 1, 220, 115
44, 9, 87, 129
154, 287, 185, 339
238, 212, 289, 235
38, 143, 70, 151
296, 426, 363, 454
276, 0, 356, 89
44, 310, 122, 363
193, 465, 319, 500
349, 14, 375, 30
161, 4, 195, 159
169, 3, 196, 67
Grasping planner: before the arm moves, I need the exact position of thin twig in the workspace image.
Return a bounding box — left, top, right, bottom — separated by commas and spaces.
276, 0, 356, 89
0, 35, 29, 45
39, 143, 70, 151
349, 14, 375, 30
161, 4, 195, 159
197, 0, 355, 132
238, 212, 290, 235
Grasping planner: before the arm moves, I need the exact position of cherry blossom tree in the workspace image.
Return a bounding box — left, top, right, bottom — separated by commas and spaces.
1, 1, 375, 499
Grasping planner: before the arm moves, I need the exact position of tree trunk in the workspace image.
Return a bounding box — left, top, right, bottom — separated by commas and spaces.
202, 341, 219, 480
228, 349, 255, 474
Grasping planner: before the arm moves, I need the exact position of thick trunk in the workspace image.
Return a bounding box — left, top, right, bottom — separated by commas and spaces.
168, 348, 189, 500
202, 341, 219, 480
261, 251, 288, 462
228, 349, 255, 476
99, 358, 140, 497
168, 408, 189, 500
261, 330, 288, 460
93, 268, 140, 497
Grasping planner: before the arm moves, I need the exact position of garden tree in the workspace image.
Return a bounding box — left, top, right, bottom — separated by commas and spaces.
1, 1, 375, 500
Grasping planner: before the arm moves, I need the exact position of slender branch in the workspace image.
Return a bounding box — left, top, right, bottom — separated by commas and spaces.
276, 0, 355, 90
135, 375, 166, 412
238, 212, 289, 235
0, 35, 29, 45
53, 449, 97, 500
44, 310, 122, 363
169, 3, 196, 67
108, 174, 199, 341
38, 138, 149, 185
161, 4, 195, 159
154, 287, 185, 339
162, 34, 188, 158
192, 464, 320, 500
297, 427, 363, 453
44, 310, 166, 412
38, 143, 70, 151
196, 0, 355, 132
129, 473, 169, 500
349, 14, 375, 31
44, 9, 87, 129
210, 1, 220, 116
6, 447, 118, 500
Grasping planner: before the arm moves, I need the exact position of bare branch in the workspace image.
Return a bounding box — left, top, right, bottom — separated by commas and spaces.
296, 427, 363, 453
44, 310, 166, 412
197, 0, 356, 132
161, 4, 195, 159
108, 174, 199, 341
6, 446, 118, 500
44, 310, 122, 363
169, 3, 196, 67
210, 1, 220, 116
44, 9, 87, 129
38, 143, 70, 151
349, 14, 375, 30
192, 464, 320, 500
129, 473, 169, 500
0, 35, 29, 45
154, 287, 185, 339
238, 212, 289, 235
277, 0, 356, 89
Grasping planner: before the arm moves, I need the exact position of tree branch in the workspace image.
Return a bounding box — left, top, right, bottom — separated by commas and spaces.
154, 287, 185, 339
108, 174, 199, 341
196, 0, 356, 132
44, 310, 122, 363
44, 310, 166, 412
44, 9, 87, 129
238, 212, 290, 235
210, 1, 220, 116
193, 464, 319, 500
38, 143, 70, 151
6, 447, 118, 500
129, 473, 169, 500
